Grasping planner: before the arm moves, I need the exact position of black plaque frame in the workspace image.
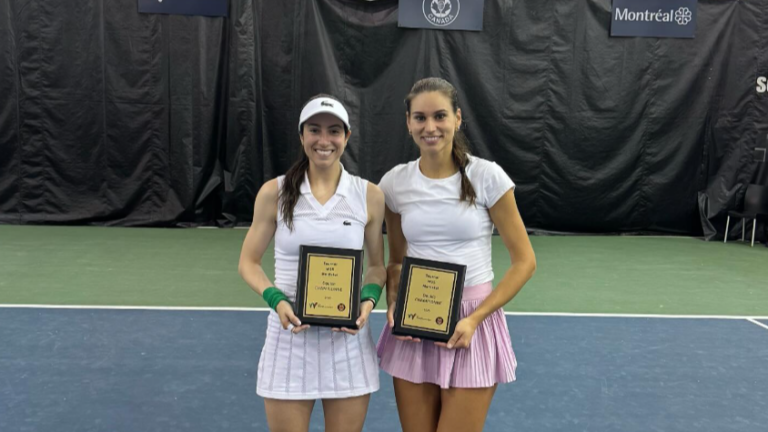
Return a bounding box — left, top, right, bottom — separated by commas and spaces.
295, 245, 363, 329
392, 256, 466, 342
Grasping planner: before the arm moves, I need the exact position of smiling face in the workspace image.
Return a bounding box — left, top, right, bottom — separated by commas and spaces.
300, 113, 351, 169
406, 91, 462, 157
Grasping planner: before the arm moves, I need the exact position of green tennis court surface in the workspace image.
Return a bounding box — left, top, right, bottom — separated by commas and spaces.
1, 225, 766, 316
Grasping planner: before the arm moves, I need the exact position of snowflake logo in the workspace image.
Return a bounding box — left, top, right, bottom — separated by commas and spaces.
675, 7, 692, 26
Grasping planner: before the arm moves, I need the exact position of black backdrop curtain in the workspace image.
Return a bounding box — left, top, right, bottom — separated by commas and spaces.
1, 0, 766, 237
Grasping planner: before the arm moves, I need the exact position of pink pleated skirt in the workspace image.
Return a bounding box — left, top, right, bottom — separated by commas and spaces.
376, 281, 517, 389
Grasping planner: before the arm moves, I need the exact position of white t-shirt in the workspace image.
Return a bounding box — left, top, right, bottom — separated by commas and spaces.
378, 155, 515, 287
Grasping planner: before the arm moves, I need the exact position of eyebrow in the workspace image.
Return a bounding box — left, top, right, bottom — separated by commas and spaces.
306, 123, 343, 129
411, 110, 449, 115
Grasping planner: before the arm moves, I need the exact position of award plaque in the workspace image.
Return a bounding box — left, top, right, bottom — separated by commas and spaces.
392, 257, 466, 342
295, 245, 363, 328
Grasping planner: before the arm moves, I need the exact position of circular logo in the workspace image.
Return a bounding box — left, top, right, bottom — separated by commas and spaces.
435, 317, 444, 325
423, 0, 460, 27
675, 7, 692, 26
337, 303, 346, 312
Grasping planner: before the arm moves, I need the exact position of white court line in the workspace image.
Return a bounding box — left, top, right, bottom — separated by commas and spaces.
1, 304, 768, 321
747, 318, 768, 331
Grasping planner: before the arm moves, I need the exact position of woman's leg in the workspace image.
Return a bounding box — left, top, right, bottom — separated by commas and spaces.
393, 378, 442, 432
436, 386, 497, 432
321, 394, 371, 432
264, 398, 315, 432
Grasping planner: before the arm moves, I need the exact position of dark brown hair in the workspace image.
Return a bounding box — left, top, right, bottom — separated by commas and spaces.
405, 77, 476, 206
280, 94, 348, 230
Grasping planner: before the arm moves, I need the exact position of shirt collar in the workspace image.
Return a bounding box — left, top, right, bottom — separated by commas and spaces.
299, 164, 350, 198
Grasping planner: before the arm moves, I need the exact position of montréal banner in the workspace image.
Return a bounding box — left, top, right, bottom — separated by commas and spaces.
611, 0, 697, 38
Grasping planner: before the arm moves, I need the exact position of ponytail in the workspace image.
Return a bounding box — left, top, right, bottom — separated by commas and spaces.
451, 129, 476, 206
279, 153, 310, 231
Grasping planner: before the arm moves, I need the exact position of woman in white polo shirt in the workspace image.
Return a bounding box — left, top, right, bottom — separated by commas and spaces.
238, 94, 386, 432
376, 78, 537, 432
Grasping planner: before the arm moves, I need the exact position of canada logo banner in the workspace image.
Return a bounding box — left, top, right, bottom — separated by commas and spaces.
398, 0, 485, 32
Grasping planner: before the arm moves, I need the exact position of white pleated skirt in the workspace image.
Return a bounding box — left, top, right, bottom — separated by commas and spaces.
256, 310, 380, 400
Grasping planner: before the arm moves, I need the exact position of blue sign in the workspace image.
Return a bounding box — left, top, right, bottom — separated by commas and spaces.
398, 0, 484, 32
611, 0, 696, 39
138, 0, 228, 18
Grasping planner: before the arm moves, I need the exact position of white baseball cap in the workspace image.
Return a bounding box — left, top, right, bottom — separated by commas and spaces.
298, 97, 351, 133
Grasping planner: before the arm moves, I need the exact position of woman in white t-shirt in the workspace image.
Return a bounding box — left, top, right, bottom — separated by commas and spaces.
238, 94, 386, 432
376, 78, 537, 432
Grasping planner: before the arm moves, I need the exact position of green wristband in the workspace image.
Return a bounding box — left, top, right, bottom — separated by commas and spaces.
360, 283, 383, 308
262, 287, 290, 311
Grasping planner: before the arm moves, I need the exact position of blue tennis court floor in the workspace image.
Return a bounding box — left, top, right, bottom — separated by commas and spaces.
1, 307, 767, 432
